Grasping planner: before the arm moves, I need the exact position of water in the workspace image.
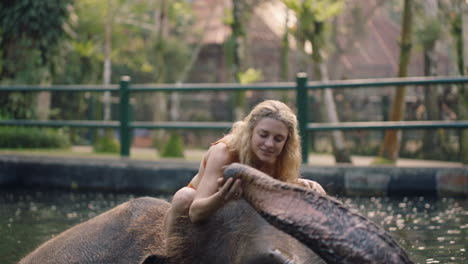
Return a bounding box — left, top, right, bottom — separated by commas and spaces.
0, 190, 466, 264
342, 196, 467, 264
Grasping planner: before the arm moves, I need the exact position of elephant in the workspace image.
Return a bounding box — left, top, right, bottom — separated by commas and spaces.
19, 196, 170, 264
19, 197, 323, 264
20, 163, 414, 264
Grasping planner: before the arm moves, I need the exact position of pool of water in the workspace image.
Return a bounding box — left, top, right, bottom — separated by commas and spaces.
0, 190, 466, 264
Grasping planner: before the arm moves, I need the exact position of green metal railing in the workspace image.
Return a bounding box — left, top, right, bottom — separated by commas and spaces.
1, 74, 468, 162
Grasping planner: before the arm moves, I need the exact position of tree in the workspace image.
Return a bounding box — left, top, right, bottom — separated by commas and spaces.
0, 0, 73, 120
225, 0, 268, 120
284, 0, 351, 163
110, 0, 195, 150
449, 0, 468, 164
46, 0, 194, 146
102, 0, 114, 122
378, 0, 414, 162
0, 0, 73, 82
280, 5, 291, 82
415, 0, 443, 160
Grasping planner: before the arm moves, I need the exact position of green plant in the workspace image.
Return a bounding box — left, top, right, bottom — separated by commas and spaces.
237, 68, 263, 84
93, 134, 120, 154
161, 132, 185, 158
350, 143, 380, 156
371, 157, 395, 165
0, 126, 70, 149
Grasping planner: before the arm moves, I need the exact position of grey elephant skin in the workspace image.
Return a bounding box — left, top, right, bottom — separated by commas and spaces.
20, 163, 414, 264
19, 198, 324, 264
224, 163, 414, 264
18, 197, 169, 264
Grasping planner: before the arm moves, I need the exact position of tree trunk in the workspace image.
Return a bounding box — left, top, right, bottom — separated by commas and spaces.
101, 0, 115, 144
231, 0, 246, 120
36, 92, 51, 121
421, 44, 441, 158
36, 70, 52, 121
421, 0, 441, 159
378, 0, 413, 162
280, 5, 290, 103
103, 0, 113, 122
455, 0, 468, 164
320, 65, 351, 163
151, 0, 168, 148
311, 21, 351, 163
280, 5, 289, 82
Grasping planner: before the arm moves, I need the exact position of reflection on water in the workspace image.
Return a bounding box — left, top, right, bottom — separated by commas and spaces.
0, 190, 466, 264
342, 196, 467, 264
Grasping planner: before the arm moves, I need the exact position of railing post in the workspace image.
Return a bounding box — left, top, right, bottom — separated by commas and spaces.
119, 76, 131, 157
296, 72, 308, 164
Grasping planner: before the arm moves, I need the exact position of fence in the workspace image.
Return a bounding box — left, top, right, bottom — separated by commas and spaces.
1, 73, 468, 163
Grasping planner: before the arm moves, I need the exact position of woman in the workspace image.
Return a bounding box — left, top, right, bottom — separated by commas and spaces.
164, 100, 325, 235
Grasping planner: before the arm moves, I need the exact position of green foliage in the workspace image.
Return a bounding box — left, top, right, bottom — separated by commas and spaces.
169, 1, 194, 35
161, 132, 184, 158
237, 68, 263, 84
52, 40, 102, 84
371, 157, 395, 165
449, 8, 464, 76
414, 1, 446, 49
0, 92, 37, 119
0, 127, 70, 149
283, 0, 344, 29
1, 0, 194, 85
283, 0, 344, 67
415, 17, 441, 47
223, 36, 237, 81
0, 0, 74, 121
93, 134, 120, 154
350, 143, 380, 156
0, 0, 73, 82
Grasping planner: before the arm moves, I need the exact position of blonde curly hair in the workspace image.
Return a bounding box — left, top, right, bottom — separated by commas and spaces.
223, 100, 301, 182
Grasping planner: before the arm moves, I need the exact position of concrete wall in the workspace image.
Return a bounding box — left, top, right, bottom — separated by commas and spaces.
1, 155, 466, 197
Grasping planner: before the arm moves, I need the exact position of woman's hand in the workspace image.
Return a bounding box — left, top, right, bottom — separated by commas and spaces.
189, 177, 242, 223
188, 143, 241, 223
296, 178, 326, 195
217, 177, 242, 200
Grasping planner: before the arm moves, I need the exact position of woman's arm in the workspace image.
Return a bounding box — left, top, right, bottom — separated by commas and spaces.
189, 143, 241, 223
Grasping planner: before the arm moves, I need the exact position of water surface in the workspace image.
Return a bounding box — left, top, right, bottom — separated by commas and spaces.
0, 190, 466, 264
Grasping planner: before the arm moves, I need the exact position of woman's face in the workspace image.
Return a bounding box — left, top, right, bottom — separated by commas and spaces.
251, 117, 289, 164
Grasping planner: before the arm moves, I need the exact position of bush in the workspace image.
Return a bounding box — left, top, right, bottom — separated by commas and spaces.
0, 126, 70, 149
350, 144, 380, 156
161, 132, 184, 158
93, 134, 120, 154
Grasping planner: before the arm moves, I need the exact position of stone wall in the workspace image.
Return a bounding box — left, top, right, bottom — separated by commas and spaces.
0, 155, 466, 197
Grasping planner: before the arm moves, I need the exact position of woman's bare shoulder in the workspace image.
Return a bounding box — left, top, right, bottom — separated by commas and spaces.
205, 141, 233, 165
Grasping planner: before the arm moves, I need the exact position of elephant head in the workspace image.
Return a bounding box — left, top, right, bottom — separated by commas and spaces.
223, 163, 415, 264
152, 199, 325, 264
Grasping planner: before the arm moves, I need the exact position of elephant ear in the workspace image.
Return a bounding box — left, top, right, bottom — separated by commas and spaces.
140, 254, 169, 264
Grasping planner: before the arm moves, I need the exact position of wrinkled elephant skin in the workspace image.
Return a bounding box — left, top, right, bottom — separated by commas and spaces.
19, 197, 324, 264
224, 162, 415, 264
159, 199, 324, 264
19, 197, 169, 264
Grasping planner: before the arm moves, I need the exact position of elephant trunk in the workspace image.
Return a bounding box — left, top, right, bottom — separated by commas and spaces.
224, 163, 414, 264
